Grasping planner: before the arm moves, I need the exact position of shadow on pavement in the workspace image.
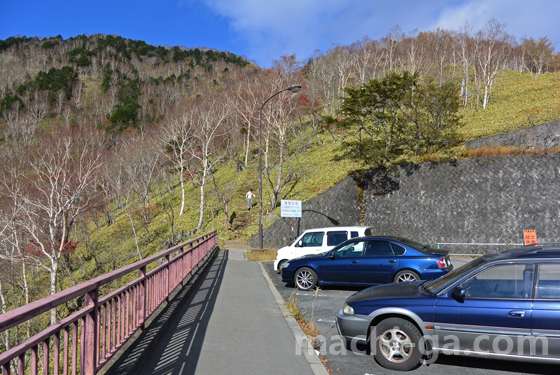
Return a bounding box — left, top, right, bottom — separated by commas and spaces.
136, 250, 228, 375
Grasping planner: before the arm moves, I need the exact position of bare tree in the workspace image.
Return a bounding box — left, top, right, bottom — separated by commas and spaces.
208, 170, 237, 232
160, 104, 196, 216
351, 36, 384, 85
54, 89, 66, 116
226, 72, 270, 170
261, 56, 304, 209
119, 133, 161, 225
72, 80, 84, 110
522, 36, 555, 80
5, 129, 105, 324
29, 90, 49, 126
474, 19, 514, 109
185, 93, 231, 232
381, 25, 405, 74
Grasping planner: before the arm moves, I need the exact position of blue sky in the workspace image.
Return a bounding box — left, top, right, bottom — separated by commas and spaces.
1, 0, 559, 67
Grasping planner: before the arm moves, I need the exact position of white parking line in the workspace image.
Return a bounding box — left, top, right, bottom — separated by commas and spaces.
295, 293, 330, 297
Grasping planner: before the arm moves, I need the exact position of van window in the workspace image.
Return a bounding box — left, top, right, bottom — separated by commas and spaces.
536, 264, 560, 299
350, 231, 359, 238
300, 232, 324, 247
326, 231, 348, 246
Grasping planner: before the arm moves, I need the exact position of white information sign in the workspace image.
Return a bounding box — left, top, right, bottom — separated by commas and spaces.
281, 199, 302, 218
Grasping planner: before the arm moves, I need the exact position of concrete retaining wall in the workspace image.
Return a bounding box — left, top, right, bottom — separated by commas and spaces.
253, 154, 560, 254
362, 155, 560, 253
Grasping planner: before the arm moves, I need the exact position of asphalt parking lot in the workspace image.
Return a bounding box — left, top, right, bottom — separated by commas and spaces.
264, 258, 559, 375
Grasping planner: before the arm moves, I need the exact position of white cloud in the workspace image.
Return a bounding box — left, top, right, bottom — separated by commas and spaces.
432, 0, 560, 43
199, 0, 560, 66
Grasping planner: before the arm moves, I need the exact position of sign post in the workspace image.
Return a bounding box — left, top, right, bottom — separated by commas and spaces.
523, 230, 537, 246
281, 200, 302, 242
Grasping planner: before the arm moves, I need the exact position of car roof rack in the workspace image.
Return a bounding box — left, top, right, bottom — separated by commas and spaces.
523, 243, 560, 253
529, 242, 560, 247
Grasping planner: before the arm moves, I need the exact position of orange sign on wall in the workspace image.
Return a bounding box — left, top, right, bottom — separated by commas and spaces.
523, 230, 538, 246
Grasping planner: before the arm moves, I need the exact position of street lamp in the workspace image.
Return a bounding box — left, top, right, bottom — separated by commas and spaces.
258, 84, 302, 250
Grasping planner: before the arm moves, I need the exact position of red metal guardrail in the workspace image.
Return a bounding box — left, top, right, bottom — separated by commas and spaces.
0, 230, 218, 375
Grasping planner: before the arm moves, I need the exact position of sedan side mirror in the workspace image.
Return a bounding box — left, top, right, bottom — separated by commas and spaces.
329, 252, 335, 260
451, 286, 466, 302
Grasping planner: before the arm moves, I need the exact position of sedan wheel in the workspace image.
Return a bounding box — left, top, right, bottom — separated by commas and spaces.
374, 318, 422, 371
394, 270, 420, 283
295, 267, 318, 291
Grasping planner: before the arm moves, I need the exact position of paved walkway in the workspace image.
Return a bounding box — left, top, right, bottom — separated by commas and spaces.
138, 249, 316, 375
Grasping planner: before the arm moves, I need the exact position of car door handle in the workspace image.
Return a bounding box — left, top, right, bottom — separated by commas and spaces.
388, 260, 397, 263
508, 310, 526, 318
351, 260, 359, 264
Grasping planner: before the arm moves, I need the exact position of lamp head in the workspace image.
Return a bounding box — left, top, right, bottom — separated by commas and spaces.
287, 85, 302, 93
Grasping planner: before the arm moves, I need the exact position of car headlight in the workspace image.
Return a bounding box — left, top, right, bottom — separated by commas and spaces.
281, 262, 289, 269
343, 303, 354, 315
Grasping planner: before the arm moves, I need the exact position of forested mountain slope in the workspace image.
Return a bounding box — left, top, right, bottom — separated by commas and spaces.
0, 23, 558, 350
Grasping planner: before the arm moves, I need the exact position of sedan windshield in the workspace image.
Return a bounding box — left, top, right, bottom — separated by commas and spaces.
425, 257, 484, 293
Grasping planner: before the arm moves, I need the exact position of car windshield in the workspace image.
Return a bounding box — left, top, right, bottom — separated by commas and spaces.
425, 257, 484, 293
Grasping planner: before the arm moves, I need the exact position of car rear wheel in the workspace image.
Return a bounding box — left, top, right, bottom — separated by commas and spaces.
394, 270, 420, 283
295, 267, 318, 291
373, 317, 422, 371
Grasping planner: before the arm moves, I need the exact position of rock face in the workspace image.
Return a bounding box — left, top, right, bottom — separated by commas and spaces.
465, 120, 560, 149
252, 154, 560, 254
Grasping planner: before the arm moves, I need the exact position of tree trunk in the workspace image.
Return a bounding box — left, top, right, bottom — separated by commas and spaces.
196, 159, 208, 232
0, 280, 9, 351
179, 161, 186, 216
49, 259, 58, 325
125, 203, 142, 260
223, 199, 229, 231
244, 123, 251, 168
272, 142, 285, 209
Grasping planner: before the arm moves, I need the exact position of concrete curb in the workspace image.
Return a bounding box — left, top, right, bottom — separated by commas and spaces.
258, 262, 330, 375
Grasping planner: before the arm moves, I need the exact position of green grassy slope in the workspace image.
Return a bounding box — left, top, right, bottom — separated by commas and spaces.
77, 70, 560, 283
459, 71, 560, 140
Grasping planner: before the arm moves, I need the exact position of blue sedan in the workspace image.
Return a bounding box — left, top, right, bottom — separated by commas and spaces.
337, 244, 560, 371
280, 236, 451, 291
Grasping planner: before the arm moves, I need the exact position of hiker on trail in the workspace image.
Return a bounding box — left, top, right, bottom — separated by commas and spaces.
246, 189, 256, 210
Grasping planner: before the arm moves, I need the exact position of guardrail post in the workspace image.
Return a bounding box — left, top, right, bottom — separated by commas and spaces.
164, 255, 170, 302
179, 246, 184, 286
43, 338, 50, 375
138, 266, 147, 331
84, 289, 98, 375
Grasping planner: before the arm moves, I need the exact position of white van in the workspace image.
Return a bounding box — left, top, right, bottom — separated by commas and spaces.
273, 226, 373, 272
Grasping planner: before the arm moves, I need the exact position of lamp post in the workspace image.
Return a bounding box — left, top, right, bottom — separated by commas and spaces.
258, 84, 302, 250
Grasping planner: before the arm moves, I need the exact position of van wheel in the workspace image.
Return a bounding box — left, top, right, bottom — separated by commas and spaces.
295, 267, 318, 291
373, 318, 422, 371
277, 260, 286, 273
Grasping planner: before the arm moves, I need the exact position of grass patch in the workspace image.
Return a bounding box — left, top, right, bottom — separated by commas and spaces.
460, 146, 560, 158
458, 71, 560, 140
246, 249, 277, 261
286, 292, 322, 338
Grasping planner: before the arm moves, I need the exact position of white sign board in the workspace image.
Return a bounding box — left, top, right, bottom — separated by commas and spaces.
281, 199, 302, 218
